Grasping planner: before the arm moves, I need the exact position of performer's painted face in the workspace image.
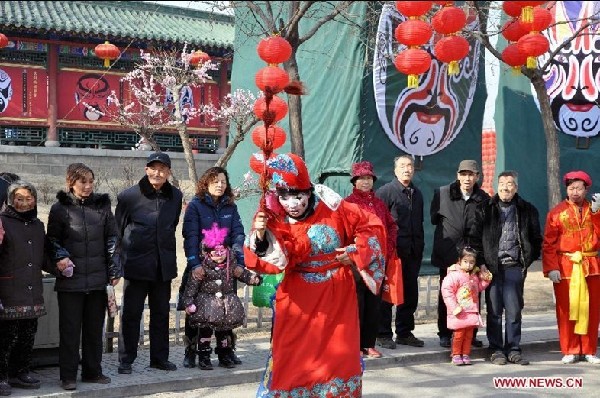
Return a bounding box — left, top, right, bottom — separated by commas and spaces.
278, 191, 310, 218
566, 180, 588, 205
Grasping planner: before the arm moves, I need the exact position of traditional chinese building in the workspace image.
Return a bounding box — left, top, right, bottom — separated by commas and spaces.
0, 1, 234, 153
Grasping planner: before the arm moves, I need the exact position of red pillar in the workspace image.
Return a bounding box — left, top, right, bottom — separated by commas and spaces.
217, 59, 230, 153
45, 43, 59, 147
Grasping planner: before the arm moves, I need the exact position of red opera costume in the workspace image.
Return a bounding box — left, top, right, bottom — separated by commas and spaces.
542, 199, 600, 355
244, 154, 386, 397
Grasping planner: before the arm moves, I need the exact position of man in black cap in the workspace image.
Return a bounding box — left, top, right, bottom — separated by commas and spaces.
430, 159, 489, 348
115, 152, 183, 374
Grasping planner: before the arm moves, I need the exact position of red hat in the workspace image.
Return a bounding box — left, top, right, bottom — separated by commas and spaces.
351, 161, 377, 184
563, 170, 592, 187
268, 153, 312, 191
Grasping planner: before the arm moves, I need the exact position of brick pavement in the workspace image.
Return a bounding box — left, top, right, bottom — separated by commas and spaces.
14, 311, 561, 398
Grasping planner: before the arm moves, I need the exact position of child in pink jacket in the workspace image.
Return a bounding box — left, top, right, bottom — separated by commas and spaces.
441, 246, 492, 366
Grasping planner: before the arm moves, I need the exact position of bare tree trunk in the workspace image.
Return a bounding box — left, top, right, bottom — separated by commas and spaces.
178, 124, 198, 183
284, 22, 304, 158
530, 71, 561, 207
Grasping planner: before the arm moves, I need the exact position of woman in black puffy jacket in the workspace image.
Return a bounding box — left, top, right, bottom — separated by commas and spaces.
47, 163, 121, 391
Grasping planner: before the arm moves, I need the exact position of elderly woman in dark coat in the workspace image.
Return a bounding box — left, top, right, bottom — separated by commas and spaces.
0, 181, 49, 396
46, 163, 120, 391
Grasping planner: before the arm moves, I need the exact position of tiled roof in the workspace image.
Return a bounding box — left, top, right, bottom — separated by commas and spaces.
0, 1, 234, 49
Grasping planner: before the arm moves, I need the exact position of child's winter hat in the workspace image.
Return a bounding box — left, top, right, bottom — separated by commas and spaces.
202, 222, 229, 250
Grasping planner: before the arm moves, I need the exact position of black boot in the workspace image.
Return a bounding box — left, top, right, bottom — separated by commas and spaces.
182, 335, 197, 368
0, 380, 10, 396
218, 351, 236, 369
197, 341, 213, 370
215, 332, 235, 368
229, 331, 242, 365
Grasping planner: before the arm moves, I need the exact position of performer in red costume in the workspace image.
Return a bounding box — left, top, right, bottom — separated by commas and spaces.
245, 153, 386, 397
542, 170, 600, 364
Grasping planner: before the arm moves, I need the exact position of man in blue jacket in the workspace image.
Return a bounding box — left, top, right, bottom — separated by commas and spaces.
115, 152, 183, 374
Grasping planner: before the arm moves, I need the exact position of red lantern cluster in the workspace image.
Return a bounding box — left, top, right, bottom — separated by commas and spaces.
0, 33, 8, 49
190, 50, 210, 67
94, 41, 120, 68
502, 2, 551, 70
250, 35, 293, 185
432, 3, 469, 75
393, 2, 433, 88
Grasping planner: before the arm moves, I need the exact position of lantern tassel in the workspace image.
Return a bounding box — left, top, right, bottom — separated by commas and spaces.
521, 6, 534, 24
407, 74, 419, 88
526, 56, 537, 69
511, 66, 522, 75
104, 58, 110, 68
447, 61, 460, 75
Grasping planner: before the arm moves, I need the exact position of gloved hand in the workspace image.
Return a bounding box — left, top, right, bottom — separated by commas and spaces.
548, 270, 561, 283
592, 193, 600, 213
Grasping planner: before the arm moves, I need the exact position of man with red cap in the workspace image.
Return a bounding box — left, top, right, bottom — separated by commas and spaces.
543, 170, 600, 364
245, 153, 387, 397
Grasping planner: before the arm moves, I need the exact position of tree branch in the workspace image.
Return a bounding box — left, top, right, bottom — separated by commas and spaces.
539, 18, 596, 72
235, 1, 276, 34
298, 1, 355, 46
286, 1, 316, 38
470, 1, 504, 61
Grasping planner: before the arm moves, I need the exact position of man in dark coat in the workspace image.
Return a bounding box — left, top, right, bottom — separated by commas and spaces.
430, 160, 489, 348
469, 171, 541, 366
376, 155, 425, 349
115, 152, 183, 374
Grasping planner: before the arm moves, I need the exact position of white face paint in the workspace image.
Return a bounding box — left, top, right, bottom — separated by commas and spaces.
278, 191, 310, 218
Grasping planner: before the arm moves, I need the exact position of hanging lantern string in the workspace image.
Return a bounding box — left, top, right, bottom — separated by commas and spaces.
60, 3, 165, 122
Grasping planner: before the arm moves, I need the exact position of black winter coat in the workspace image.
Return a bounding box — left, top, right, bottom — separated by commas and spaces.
376, 179, 425, 259
47, 191, 120, 292
431, 181, 489, 268
115, 176, 182, 282
0, 206, 47, 320
468, 194, 542, 275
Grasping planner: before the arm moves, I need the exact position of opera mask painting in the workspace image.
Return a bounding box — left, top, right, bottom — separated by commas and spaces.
539, 1, 600, 138
373, 4, 481, 157
74, 73, 110, 121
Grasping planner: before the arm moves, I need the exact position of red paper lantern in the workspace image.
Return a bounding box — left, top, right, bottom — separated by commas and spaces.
395, 1, 433, 18
503, 1, 523, 18
502, 19, 528, 42
253, 95, 289, 123
517, 32, 549, 68
515, 1, 546, 23
257, 36, 292, 65
394, 48, 432, 88
395, 20, 433, 47
250, 152, 278, 174
251, 125, 287, 151
434, 35, 470, 75
189, 50, 210, 66
502, 43, 528, 73
255, 66, 290, 94
94, 41, 120, 68
0, 33, 8, 49
434, 1, 454, 6
431, 6, 467, 34
519, 7, 553, 32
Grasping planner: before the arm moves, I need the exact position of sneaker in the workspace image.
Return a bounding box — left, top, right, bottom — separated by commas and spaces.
561, 354, 577, 364
583, 354, 600, 364
462, 355, 472, 365
439, 336, 451, 348
452, 355, 464, 366
8, 372, 40, 389
396, 335, 425, 347
490, 351, 507, 365
81, 374, 111, 384
507, 351, 530, 366
363, 347, 383, 358
61, 380, 77, 391
376, 337, 397, 349
118, 363, 132, 374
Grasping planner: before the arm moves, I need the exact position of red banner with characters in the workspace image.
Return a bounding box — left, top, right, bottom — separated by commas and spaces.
56, 69, 221, 130
0, 65, 47, 120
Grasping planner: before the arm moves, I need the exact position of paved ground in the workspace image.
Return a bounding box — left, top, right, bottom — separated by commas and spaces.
12, 310, 562, 398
